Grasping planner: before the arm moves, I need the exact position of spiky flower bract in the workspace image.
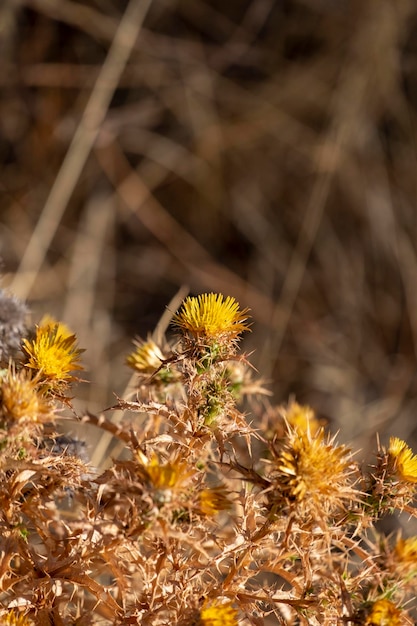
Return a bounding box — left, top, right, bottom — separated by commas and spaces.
173, 293, 250, 341
388, 437, 417, 483
271, 427, 354, 515
364, 599, 403, 625
199, 600, 238, 626
0, 367, 53, 425
22, 321, 83, 394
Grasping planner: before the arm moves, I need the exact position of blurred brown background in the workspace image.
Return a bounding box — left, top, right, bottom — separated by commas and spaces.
2, 0, 417, 459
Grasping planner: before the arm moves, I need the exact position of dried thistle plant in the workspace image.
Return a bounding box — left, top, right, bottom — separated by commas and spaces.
0, 291, 416, 624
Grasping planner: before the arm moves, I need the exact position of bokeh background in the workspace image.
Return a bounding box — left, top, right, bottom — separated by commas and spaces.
2, 0, 417, 466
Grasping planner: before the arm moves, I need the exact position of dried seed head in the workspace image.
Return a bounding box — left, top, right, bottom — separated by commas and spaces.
0, 289, 28, 366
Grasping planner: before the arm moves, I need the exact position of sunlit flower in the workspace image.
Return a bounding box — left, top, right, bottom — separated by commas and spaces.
22, 321, 83, 394
173, 293, 250, 340
274, 428, 353, 513
365, 599, 403, 626
388, 437, 417, 483
199, 600, 238, 626
0, 367, 53, 424
199, 486, 231, 516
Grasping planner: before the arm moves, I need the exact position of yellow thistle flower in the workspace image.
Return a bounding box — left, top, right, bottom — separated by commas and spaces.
0, 611, 33, 626
393, 536, 417, 579
276, 428, 352, 511
146, 456, 190, 490
395, 536, 417, 563
22, 321, 83, 393
0, 367, 53, 424
199, 601, 238, 626
280, 401, 322, 436
365, 599, 403, 626
388, 437, 417, 483
126, 338, 165, 373
199, 486, 231, 516
172, 293, 250, 340
137, 452, 192, 505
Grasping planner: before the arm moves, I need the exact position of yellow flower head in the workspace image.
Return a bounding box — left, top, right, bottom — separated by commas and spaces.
126, 338, 165, 373
395, 535, 417, 564
0, 367, 53, 424
388, 437, 417, 483
22, 321, 84, 394
365, 599, 403, 626
199, 486, 231, 516
280, 401, 322, 436
393, 536, 417, 578
199, 601, 238, 626
137, 452, 192, 506
275, 428, 353, 512
0, 611, 33, 626
172, 293, 250, 340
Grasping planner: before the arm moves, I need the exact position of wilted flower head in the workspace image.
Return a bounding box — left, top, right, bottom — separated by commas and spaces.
173, 293, 250, 341
364, 599, 403, 625
127, 338, 165, 373
126, 337, 178, 388
22, 320, 84, 394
